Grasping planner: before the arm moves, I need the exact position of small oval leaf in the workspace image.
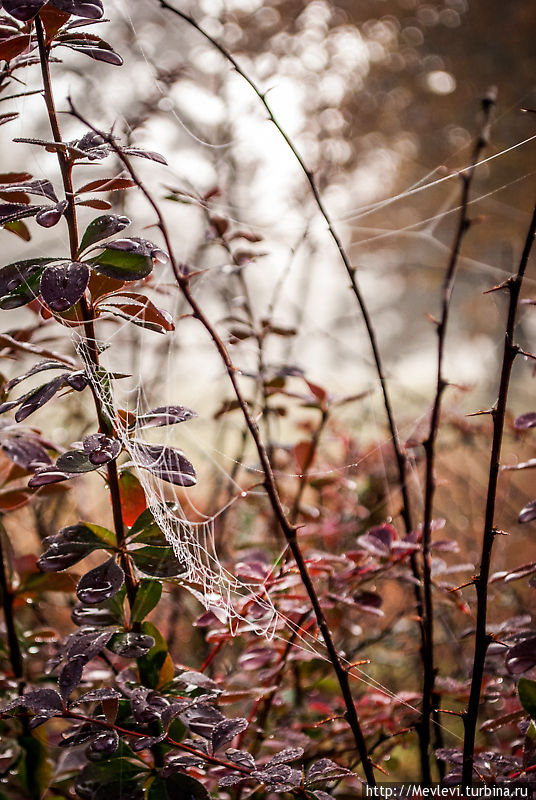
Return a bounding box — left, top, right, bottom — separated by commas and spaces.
76, 557, 124, 604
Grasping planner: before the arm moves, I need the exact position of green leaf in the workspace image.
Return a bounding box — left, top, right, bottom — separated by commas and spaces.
75, 759, 148, 800
88, 248, 153, 281
148, 775, 209, 800
17, 735, 51, 800
130, 546, 185, 578
0, 258, 56, 309
137, 621, 170, 689
131, 579, 162, 623
83, 522, 118, 548
128, 507, 169, 546
56, 449, 100, 474
519, 677, 536, 718
79, 213, 131, 254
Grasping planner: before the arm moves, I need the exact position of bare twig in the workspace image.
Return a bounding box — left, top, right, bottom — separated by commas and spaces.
462, 201, 536, 786
69, 107, 377, 786
419, 90, 495, 782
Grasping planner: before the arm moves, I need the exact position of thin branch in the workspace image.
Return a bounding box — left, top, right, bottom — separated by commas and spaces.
156, 0, 414, 536
34, 15, 137, 611
69, 106, 377, 786
419, 90, 495, 782
0, 518, 24, 682
462, 201, 536, 786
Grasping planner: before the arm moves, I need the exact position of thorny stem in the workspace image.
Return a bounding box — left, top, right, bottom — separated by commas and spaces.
419, 91, 495, 783
70, 110, 377, 787
0, 518, 24, 682
34, 16, 138, 611
462, 201, 536, 787
154, 1, 431, 773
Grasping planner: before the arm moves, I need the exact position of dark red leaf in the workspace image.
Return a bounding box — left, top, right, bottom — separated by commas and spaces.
0, 32, 30, 61
76, 176, 136, 194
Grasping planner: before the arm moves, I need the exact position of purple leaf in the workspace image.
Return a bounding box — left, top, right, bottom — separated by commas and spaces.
35, 200, 68, 228
70, 688, 121, 706
267, 747, 305, 766
2, 688, 63, 713
14, 375, 68, 422
40, 261, 90, 312
1, 436, 52, 470
506, 636, 536, 674
51, 0, 104, 18
59, 656, 85, 700
180, 704, 224, 739
1, 0, 47, 21
5, 359, 68, 392
59, 35, 123, 66
212, 718, 248, 752
306, 758, 351, 784
76, 557, 124, 604
136, 405, 198, 429
177, 670, 217, 690
83, 433, 121, 465
65, 371, 89, 391
0, 179, 57, 202
0, 202, 42, 224
89, 730, 120, 754
28, 466, 72, 486
123, 147, 168, 165
225, 749, 256, 769
107, 631, 155, 658
519, 501, 536, 524
135, 443, 197, 487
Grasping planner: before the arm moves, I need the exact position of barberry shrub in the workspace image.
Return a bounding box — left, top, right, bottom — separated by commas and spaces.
0, 1, 535, 799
